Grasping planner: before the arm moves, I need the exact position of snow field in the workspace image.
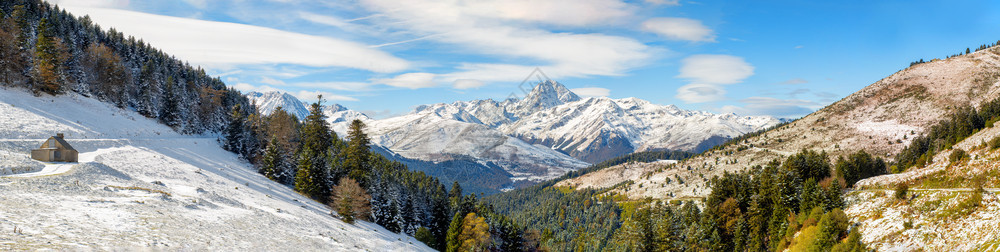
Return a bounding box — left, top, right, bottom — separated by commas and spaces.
0, 88, 431, 250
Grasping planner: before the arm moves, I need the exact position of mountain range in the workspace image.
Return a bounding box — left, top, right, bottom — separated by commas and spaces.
247, 80, 781, 192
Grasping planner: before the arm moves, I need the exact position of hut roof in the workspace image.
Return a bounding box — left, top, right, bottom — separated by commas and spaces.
40, 135, 76, 151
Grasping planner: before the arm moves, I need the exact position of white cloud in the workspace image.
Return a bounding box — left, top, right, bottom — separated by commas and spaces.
721, 97, 817, 118
232, 83, 281, 93
676, 83, 725, 103
260, 76, 286, 86
677, 55, 753, 84
182, 0, 208, 9
781, 78, 808, 85
49, 0, 129, 8
374, 72, 438, 89
298, 11, 351, 28
645, 0, 680, 6
571, 87, 610, 97
294, 90, 359, 102
453, 79, 485, 89
641, 17, 715, 42
675, 54, 754, 103
461, 0, 633, 26
232, 83, 358, 102
58, 5, 410, 73
291, 81, 373, 91
358, 0, 653, 84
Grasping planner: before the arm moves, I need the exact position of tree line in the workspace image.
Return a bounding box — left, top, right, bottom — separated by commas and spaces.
0, 1, 247, 134
896, 94, 1000, 171
488, 148, 884, 251
225, 100, 536, 251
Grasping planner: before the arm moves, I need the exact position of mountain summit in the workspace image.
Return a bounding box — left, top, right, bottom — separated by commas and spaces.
513, 80, 581, 117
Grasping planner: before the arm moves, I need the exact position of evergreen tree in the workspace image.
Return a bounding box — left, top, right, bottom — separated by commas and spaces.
344, 119, 371, 183
260, 136, 282, 181
0, 13, 27, 86
800, 178, 820, 213
295, 96, 333, 200
225, 103, 245, 155
32, 18, 65, 95
160, 76, 181, 129
446, 213, 464, 252
432, 183, 451, 251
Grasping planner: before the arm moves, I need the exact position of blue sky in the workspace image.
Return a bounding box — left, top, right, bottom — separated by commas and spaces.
53, 0, 1000, 119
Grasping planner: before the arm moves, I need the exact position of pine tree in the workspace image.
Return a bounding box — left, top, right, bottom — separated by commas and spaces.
296, 96, 333, 200
446, 213, 464, 252
432, 184, 451, 251
260, 136, 282, 181
296, 145, 324, 198
32, 18, 65, 95
344, 119, 371, 183
0, 13, 27, 86
160, 76, 181, 129
225, 104, 245, 155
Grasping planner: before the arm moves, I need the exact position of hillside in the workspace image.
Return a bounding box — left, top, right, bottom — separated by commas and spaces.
547, 45, 1000, 251
560, 46, 1000, 200
0, 88, 431, 250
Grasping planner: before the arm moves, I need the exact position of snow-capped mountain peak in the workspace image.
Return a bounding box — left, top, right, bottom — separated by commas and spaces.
246, 91, 311, 120
514, 80, 580, 115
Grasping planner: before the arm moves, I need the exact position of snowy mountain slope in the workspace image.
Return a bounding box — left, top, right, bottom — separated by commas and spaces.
246, 91, 311, 120
503, 96, 780, 163
354, 111, 588, 185
410, 80, 779, 163
560, 45, 1000, 202
0, 88, 431, 251
245, 91, 371, 135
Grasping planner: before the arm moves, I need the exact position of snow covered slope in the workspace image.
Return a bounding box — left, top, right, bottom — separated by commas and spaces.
0, 88, 430, 251
246, 91, 311, 120
358, 110, 588, 185
503, 97, 779, 163
411, 80, 780, 163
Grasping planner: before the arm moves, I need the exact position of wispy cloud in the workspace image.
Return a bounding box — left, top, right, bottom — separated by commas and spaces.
232, 83, 359, 102
58, 5, 410, 73
644, 0, 680, 6
721, 97, 817, 118
358, 0, 653, 85
675, 54, 754, 103
781, 78, 808, 85
452, 79, 485, 89
50, 0, 129, 8
641, 17, 715, 42
571, 87, 611, 97
373, 72, 438, 89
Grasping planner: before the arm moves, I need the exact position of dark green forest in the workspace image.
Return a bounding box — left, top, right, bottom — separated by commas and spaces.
0, 0, 250, 134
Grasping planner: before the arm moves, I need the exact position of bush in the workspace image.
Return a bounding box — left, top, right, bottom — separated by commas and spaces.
415, 227, 435, 248
949, 149, 969, 165
989, 136, 1000, 149
894, 184, 909, 200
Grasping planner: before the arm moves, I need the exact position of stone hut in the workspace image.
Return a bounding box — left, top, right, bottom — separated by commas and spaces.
31, 133, 78, 162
